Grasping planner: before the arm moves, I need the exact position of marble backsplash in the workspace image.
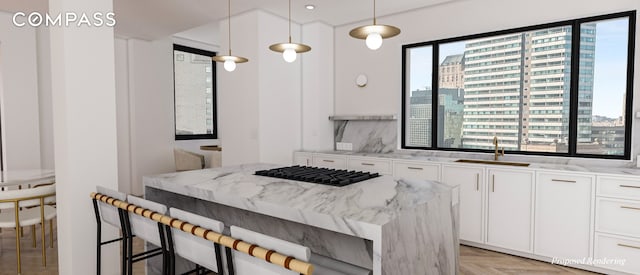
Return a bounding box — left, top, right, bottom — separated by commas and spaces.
334, 120, 396, 153
332, 119, 639, 169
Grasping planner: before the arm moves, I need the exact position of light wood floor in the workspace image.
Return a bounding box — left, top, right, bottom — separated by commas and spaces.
0, 222, 599, 275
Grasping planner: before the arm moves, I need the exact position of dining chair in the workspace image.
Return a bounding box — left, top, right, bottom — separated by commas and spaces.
174, 148, 206, 172
125, 195, 172, 275
93, 186, 128, 275
0, 184, 57, 274
168, 207, 226, 275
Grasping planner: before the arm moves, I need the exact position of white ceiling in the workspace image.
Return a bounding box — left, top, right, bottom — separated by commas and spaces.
0, 0, 458, 40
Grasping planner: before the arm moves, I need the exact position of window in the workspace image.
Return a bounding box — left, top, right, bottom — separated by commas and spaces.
173, 44, 217, 140
402, 11, 635, 159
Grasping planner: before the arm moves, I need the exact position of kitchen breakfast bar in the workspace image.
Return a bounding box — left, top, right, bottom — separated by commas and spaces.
143, 164, 459, 275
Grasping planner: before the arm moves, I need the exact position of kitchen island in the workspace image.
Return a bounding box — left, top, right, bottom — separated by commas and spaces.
144, 163, 459, 275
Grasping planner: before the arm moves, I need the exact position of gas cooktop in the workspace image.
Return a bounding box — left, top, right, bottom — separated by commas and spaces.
254, 166, 380, 187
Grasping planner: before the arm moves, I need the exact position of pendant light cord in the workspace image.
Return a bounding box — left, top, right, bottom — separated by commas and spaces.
228, 0, 232, 55
373, 0, 377, 25
288, 0, 292, 43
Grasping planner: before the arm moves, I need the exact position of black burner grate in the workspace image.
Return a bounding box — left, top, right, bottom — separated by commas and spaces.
254, 166, 380, 187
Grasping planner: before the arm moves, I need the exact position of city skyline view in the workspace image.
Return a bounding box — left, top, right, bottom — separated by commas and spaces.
405, 17, 630, 155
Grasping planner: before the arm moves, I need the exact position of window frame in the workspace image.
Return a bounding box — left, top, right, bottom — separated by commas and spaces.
401, 11, 636, 160
173, 44, 218, 140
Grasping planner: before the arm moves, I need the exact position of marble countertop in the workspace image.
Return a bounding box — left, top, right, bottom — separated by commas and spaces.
143, 163, 454, 239
308, 150, 640, 176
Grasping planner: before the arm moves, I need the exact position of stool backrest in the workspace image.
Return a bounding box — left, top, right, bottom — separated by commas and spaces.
96, 186, 127, 228
0, 184, 56, 210
127, 195, 167, 246
169, 208, 225, 273
230, 226, 310, 275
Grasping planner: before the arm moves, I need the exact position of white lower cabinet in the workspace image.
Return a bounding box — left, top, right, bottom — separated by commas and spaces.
486, 169, 534, 253
442, 165, 484, 243
312, 154, 347, 169
534, 172, 593, 260
347, 157, 392, 175
594, 233, 640, 274
293, 152, 312, 166
393, 161, 440, 181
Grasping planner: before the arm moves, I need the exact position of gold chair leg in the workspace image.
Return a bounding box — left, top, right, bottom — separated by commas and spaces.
32, 225, 36, 248
41, 221, 46, 266
15, 210, 22, 274
49, 219, 54, 248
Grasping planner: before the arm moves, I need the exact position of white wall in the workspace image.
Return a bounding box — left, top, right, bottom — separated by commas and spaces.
0, 11, 42, 170
257, 11, 302, 164
334, 0, 640, 161
301, 22, 335, 151
218, 10, 303, 166
125, 38, 176, 195
37, 26, 55, 170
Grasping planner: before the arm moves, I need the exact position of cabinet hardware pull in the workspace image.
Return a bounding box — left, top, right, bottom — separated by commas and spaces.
476, 174, 479, 191
620, 185, 640, 189
492, 175, 495, 192
361, 163, 374, 166
551, 179, 576, 183
322, 160, 335, 163
618, 243, 640, 250
408, 167, 423, 170
620, 206, 640, 211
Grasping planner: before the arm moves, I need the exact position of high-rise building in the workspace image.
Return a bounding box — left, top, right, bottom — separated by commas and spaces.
407, 89, 433, 147
439, 54, 465, 89
461, 25, 596, 151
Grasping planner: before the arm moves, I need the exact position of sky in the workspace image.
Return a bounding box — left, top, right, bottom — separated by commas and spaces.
407, 17, 630, 118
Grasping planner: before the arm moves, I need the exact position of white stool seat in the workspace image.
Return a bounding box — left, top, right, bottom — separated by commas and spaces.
0, 205, 57, 228
126, 195, 168, 247
169, 208, 225, 273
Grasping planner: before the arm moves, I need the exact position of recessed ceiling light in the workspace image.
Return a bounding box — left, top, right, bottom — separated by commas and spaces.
305, 4, 315, 10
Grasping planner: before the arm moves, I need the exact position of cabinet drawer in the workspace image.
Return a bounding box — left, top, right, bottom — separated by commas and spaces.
393, 161, 440, 181
594, 233, 640, 274
596, 198, 640, 238
537, 172, 593, 186
312, 154, 347, 169
597, 176, 640, 201
347, 157, 391, 175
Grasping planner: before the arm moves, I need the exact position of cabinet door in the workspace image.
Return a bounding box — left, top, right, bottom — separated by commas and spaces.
535, 172, 593, 259
293, 152, 312, 166
487, 169, 533, 252
442, 165, 484, 243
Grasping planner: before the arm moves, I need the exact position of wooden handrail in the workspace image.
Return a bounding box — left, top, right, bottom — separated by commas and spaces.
90, 192, 314, 275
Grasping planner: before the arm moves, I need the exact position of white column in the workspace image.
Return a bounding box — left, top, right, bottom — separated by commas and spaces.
49, 0, 119, 274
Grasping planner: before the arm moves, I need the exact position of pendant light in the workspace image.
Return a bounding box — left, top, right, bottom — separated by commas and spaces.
349, 0, 400, 50
213, 0, 248, 71
269, 0, 311, 63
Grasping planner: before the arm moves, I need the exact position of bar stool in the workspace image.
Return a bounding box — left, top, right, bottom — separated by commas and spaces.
168, 207, 225, 274
229, 226, 311, 275
125, 195, 171, 275
93, 186, 128, 275
229, 226, 371, 275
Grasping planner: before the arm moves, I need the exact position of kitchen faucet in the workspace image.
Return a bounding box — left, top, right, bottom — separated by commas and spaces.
493, 135, 504, 161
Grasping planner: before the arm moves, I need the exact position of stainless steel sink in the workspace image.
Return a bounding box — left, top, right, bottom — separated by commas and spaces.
455, 159, 530, 167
